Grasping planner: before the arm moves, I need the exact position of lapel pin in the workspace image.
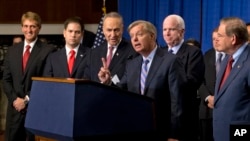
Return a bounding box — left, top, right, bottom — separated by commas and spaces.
80, 54, 83, 57
237, 65, 240, 68
116, 53, 119, 56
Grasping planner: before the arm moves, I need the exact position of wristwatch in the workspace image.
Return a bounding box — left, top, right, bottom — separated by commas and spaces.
24, 95, 29, 105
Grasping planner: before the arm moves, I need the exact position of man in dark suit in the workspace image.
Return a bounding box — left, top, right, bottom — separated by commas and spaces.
98, 20, 184, 141
84, 12, 137, 83
162, 14, 205, 141
213, 17, 250, 141
198, 27, 225, 141
2, 11, 56, 141
81, 29, 96, 48
43, 16, 89, 78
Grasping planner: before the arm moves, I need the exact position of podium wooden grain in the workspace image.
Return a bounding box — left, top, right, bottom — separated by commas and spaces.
35, 136, 56, 141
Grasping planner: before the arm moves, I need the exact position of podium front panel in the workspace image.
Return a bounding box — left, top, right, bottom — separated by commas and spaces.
25, 78, 155, 140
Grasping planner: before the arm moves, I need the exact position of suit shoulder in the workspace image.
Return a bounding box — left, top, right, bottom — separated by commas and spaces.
204, 48, 214, 56
182, 44, 203, 58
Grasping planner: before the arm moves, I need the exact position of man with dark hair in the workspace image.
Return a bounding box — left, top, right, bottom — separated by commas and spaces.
81, 29, 96, 48
43, 16, 89, 78
198, 27, 225, 141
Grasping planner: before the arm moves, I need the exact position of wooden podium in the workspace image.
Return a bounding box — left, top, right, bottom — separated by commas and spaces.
25, 77, 156, 141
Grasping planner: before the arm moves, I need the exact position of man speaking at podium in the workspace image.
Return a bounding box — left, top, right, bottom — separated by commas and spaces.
98, 20, 184, 141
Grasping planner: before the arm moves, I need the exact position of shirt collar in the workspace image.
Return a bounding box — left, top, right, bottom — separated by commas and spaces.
168, 39, 184, 54
142, 45, 157, 62
24, 38, 38, 49
232, 42, 248, 64
66, 44, 80, 55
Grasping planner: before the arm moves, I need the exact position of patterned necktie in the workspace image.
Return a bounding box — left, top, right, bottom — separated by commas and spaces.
68, 50, 75, 75
219, 56, 234, 89
140, 59, 150, 95
216, 53, 222, 74
22, 45, 31, 71
106, 46, 114, 67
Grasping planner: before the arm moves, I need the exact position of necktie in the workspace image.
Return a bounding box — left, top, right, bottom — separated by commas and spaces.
140, 59, 149, 95
106, 46, 114, 67
22, 45, 31, 71
219, 56, 234, 89
216, 53, 222, 74
168, 49, 173, 54
68, 50, 75, 75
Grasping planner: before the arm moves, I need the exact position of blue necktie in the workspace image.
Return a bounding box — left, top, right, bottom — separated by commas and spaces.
216, 53, 222, 74
140, 59, 149, 95
168, 49, 173, 54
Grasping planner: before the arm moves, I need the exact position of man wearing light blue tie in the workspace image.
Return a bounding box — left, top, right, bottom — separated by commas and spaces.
98, 20, 185, 141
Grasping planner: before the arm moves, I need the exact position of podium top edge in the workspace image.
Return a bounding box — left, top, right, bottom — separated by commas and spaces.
31, 77, 90, 84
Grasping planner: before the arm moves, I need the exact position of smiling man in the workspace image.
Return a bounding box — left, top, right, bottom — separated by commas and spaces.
2, 11, 56, 141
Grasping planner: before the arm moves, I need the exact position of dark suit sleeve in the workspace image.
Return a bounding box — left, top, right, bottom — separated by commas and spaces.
2, 47, 18, 103
43, 52, 54, 77
185, 48, 205, 89
198, 50, 215, 103
168, 58, 184, 139
83, 48, 93, 80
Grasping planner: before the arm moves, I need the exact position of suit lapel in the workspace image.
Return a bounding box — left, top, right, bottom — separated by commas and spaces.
176, 44, 186, 59
17, 43, 25, 77
109, 40, 126, 70
23, 42, 43, 75
71, 46, 87, 75
144, 48, 164, 95
59, 48, 70, 76
215, 47, 249, 104
134, 57, 142, 94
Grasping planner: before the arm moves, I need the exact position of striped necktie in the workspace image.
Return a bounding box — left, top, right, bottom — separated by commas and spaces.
140, 59, 149, 95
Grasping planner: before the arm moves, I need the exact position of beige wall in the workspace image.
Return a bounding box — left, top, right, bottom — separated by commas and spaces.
0, 24, 98, 35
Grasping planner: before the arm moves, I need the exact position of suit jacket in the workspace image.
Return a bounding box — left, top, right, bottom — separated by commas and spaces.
2, 40, 55, 141
174, 43, 205, 99
84, 38, 137, 82
117, 47, 184, 140
81, 30, 96, 48
198, 48, 216, 119
3, 40, 56, 103
213, 44, 250, 141
165, 43, 204, 140
43, 45, 89, 78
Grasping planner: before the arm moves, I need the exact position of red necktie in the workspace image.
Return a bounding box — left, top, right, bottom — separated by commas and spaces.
22, 45, 31, 71
68, 50, 75, 75
106, 46, 114, 67
219, 56, 234, 89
